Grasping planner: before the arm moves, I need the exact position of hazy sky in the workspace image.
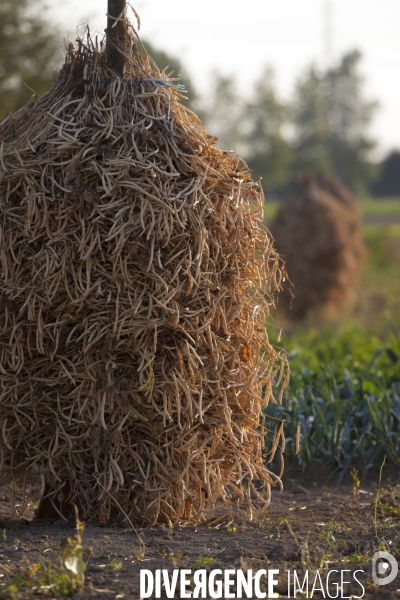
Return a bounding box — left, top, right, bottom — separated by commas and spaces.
48, 0, 400, 157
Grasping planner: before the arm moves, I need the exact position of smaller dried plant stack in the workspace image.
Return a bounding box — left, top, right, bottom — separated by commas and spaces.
270, 175, 366, 321
0, 20, 288, 523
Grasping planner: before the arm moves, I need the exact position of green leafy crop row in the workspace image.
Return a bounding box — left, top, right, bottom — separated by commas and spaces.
265, 326, 400, 480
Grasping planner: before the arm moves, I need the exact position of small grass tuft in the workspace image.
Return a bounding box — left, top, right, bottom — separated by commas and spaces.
106, 559, 122, 571
193, 556, 215, 569
0, 507, 93, 598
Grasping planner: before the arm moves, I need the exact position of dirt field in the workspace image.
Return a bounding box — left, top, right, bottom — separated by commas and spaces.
1, 470, 399, 599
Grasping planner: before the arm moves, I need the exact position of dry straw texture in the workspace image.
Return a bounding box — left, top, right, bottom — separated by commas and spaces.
271, 175, 366, 321
0, 32, 288, 524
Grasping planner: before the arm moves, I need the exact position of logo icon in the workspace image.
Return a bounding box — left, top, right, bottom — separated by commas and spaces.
372, 551, 398, 586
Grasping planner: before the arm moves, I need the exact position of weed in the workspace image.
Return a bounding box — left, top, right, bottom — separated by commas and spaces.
376, 501, 400, 518
350, 468, 361, 502
378, 541, 387, 551
61, 507, 93, 582
325, 519, 340, 533
374, 456, 386, 540
375, 483, 400, 518
318, 550, 333, 569
277, 516, 287, 526
300, 536, 311, 571
0, 559, 83, 598
134, 539, 146, 562
282, 519, 298, 544
0, 507, 93, 598
251, 509, 269, 529
0, 561, 78, 599
343, 552, 370, 564
167, 552, 184, 566
320, 530, 331, 542
106, 559, 122, 571
98, 536, 109, 552
1, 531, 6, 543
193, 556, 215, 569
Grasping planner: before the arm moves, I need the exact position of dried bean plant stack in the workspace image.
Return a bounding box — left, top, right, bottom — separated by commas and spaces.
271, 175, 365, 321
0, 30, 288, 524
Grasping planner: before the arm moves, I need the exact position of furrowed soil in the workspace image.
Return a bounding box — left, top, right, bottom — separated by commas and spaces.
0, 470, 399, 599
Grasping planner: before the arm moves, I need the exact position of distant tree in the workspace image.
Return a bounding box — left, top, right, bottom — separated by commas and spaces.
141, 41, 197, 111
292, 50, 378, 194
200, 69, 293, 192
243, 68, 293, 191
0, 0, 61, 122
201, 73, 244, 151
373, 151, 400, 197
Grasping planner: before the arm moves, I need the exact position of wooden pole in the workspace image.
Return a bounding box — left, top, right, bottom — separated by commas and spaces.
106, 0, 127, 76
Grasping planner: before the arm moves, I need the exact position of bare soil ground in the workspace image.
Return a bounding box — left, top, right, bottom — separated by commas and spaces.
0, 469, 399, 599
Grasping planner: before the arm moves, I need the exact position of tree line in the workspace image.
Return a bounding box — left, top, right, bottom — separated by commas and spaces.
199, 53, 399, 198
0, 0, 398, 197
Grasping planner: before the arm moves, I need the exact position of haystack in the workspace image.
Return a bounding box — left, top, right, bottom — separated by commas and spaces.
270, 175, 365, 321
0, 25, 288, 524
